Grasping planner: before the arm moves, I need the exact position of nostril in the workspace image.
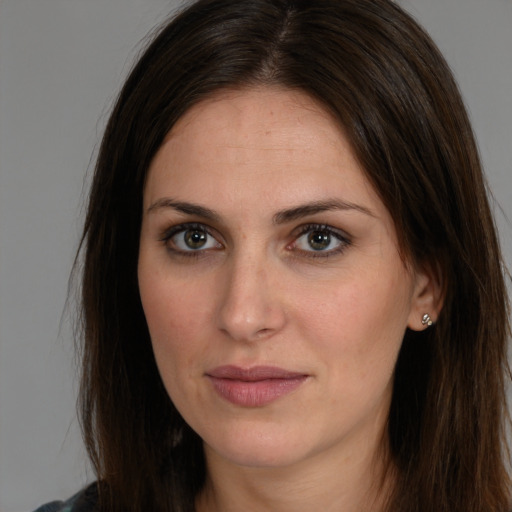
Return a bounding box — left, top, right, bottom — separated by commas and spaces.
255, 328, 272, 339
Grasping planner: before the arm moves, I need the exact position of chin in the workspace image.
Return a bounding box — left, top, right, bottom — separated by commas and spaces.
202, 426, 312, 469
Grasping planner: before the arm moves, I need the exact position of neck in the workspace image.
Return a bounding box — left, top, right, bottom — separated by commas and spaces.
196, 435, 393, 512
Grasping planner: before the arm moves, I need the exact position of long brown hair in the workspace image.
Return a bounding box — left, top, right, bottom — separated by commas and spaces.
78, 0, 511, 510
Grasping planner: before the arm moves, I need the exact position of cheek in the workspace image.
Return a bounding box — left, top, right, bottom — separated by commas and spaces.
138, 266, 211, 376
139, 275, 215, 421
296, 265, 412, 383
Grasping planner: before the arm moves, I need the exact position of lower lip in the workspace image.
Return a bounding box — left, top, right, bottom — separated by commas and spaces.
207, 376, 308, 407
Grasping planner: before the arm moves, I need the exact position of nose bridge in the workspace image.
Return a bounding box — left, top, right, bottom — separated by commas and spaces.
217, 244, 285, 342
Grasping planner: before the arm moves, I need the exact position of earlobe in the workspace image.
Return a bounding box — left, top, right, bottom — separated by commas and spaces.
421, 313, 433, 327
407, 262, 445, 332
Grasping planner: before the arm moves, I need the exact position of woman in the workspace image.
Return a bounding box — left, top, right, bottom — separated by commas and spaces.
35, 0, 511, 511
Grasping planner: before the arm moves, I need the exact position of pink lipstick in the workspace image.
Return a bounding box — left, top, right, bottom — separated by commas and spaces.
206, 365, 308, 407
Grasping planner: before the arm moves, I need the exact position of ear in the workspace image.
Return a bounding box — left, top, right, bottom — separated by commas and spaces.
407, 261, 445, 331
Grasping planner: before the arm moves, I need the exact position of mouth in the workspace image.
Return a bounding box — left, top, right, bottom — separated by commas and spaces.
205, 365, 309, 407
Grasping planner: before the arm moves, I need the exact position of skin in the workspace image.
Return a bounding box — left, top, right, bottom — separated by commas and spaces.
138, 87, 439, 512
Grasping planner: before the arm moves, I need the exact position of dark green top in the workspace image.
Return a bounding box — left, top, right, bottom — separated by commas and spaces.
33, 483, 98, 512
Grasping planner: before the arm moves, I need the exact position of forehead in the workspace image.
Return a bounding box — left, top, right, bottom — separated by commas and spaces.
144, 87, 384, 222
169, 86, 340, 146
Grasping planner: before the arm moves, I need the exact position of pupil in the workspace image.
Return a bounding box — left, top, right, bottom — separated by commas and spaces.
185, 230, 206, 249
308, 231, 330, 250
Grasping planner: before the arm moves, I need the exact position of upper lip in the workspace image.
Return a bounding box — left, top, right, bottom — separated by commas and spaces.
206, 365, 307, 381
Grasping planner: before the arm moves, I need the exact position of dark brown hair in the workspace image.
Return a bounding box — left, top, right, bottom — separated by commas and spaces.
78, 0, 511, 510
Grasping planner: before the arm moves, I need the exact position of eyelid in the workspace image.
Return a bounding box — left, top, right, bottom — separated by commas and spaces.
288, 223, 352, 257
159, 222, 223, 255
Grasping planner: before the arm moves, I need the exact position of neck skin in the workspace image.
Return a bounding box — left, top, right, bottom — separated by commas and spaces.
195, 419, 393, 512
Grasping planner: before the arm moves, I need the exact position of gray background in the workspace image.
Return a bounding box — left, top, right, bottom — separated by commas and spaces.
0, 1, 511, 511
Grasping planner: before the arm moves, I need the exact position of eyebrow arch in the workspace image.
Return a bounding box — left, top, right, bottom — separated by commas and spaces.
147, 198, 221, 222
272, 199, 375, 224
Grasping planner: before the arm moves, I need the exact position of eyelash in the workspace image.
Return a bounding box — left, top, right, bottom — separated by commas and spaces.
290, 223, 351, 259
159, 223, 222, 259
159, 222, 351, 259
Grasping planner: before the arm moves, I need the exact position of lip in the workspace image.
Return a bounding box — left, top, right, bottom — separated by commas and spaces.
206, 365, 309, 407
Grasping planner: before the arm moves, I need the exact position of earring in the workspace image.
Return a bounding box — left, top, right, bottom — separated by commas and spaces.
421, 313, 433, 327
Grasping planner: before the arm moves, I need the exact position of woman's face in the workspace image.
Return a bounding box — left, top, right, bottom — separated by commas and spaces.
138, 87, 433, 470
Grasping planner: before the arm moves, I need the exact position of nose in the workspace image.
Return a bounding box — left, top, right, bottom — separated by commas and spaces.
216, 251, 287, 343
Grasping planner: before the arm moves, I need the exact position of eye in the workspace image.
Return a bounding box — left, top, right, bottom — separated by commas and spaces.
291, 224, 350, 256
161, 223, 223, 254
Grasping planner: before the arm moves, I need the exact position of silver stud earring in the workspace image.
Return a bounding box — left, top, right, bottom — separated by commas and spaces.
421, 313, 433, 327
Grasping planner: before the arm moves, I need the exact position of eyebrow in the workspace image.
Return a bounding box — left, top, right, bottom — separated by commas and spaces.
146, 197, 375, 223
147, 198, 221, 221
272, 199, 375, 224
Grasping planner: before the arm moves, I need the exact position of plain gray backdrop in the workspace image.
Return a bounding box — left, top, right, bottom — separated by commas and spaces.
0, 1, 511, 511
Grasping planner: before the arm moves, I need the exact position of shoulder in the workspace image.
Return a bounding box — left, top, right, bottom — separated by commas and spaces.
33, 483, 99, 512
